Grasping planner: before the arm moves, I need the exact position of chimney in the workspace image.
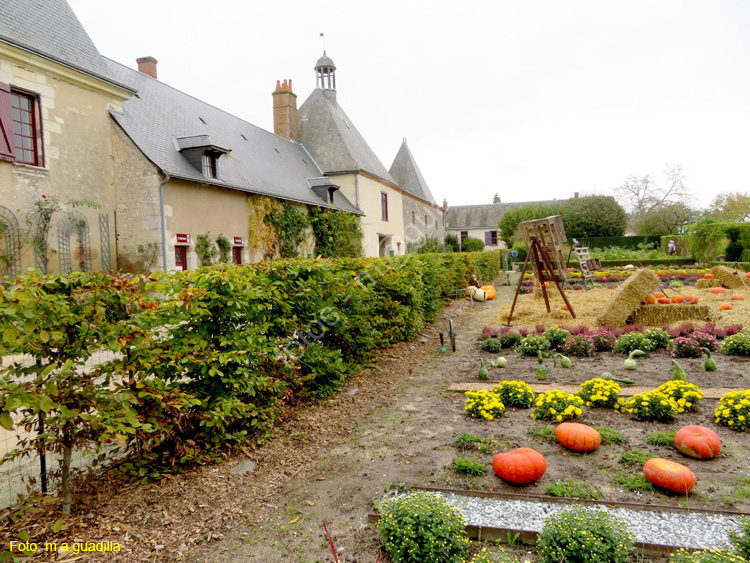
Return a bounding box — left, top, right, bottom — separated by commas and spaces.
136, 56, 158, 79
443, 199, 448, 211
272, 79, 299, 142
574, 192, 579, 199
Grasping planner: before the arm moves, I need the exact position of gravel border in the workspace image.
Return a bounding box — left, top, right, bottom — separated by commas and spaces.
384, 491, 745, 550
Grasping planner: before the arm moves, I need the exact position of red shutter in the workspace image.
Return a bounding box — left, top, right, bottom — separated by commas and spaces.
0, 82, 16, 162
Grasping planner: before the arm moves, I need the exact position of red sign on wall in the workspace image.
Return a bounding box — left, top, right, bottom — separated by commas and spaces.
176, 234, 191, 244
234, 237, 245, 245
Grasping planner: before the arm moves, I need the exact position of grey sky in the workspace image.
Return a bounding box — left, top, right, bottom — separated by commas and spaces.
68, 0, 750, 210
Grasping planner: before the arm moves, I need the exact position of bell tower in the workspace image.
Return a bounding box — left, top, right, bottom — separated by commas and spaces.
315, 52, 336, 90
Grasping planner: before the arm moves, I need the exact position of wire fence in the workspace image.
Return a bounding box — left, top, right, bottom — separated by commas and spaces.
0, 349, 119, 509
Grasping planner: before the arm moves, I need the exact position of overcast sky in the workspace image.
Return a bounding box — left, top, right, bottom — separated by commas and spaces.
68, 0, 750, 210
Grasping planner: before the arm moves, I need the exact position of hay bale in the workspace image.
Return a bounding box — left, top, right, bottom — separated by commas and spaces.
710, 266, 748, 290
696, 278, 721, 289
596, 268, 660, 327
630, 304, 713, 325
533, 283, 561, 300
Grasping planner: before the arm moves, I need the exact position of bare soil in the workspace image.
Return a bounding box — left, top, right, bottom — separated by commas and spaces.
3, 273, 749, 563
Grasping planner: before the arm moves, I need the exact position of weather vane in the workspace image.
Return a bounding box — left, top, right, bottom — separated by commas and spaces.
320, 32, 326, 53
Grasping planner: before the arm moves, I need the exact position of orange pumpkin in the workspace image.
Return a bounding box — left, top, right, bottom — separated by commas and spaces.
703, 273, 715, 279
719, 303, 734, 311
657, 297, 671, 304
643, 458, 696, 493
561, 304, 569, 311
730, 293, 745, 301
653, 292, 666, 299
682, 294, 698, 304
492, 447, 547, 484
747, 272, 750, 279
481, 285, 497, 300
674, 425, 721, 460
555, 422, 601, 452
544, 282, 550, 289
710, 287, 726, 294
645, 294, 656, 305
671, 295, 684, 304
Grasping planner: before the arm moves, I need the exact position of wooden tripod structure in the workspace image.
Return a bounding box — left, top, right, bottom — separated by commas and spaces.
506, 216, 576, 324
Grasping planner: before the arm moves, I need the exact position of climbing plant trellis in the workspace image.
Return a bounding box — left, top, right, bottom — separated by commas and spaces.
99, 213, 112, 272
58, 211, 92, 274
0, 205, 22, 278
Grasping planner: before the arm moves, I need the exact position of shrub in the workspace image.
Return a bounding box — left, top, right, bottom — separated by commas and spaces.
561, 334, 596, 357
532, 390, 584, 422
728, 516, 750, 560
668, 336, 703, 358
692, 331, 720, 352
642, 327, 670, 349
577, 378, 621, 408
721, 331, 750, 356
543, 327, 571, 351
654, 381, 703, 412
615, 391, 679, 422
591, 331, 618, 352
517, 334, 551, 356
492, 380, 535, 408
465, 390, 506, 420
452, 457, 486, 476
536, 505, 634, 563
444, 234, 460, 252
462, 237, 485, 252
481, 338, 503, 353
377, 492, 470, 563
500, 331, 523, 348
612, 332, 654, 355
715, 390, 750, 431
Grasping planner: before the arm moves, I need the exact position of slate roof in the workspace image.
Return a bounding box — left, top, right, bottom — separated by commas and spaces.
0, 0, 133, 92
298, 88, 396, 184
389, 139, 437, 205
446, 200, 567, 229
106, 60, 360, 213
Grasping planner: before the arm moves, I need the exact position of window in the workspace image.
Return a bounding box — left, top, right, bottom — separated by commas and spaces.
435, 218, 438, 231
411, 210, 415, 224
485, 230, 498, 246
460, 231, 468, 242
202, 152, 217, 179
0, 83, 42, 165
232, 247, 242, 264
174, 246, 187, 271
381, 192, 388, 221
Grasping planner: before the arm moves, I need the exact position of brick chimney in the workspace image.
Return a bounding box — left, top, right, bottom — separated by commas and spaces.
136, 56, 158, 79
443, 199, 448, 211
272, 79, 299, 142
574, 191, 579, 199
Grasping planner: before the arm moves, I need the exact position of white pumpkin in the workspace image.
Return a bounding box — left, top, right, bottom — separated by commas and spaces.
469, 288, 487, 302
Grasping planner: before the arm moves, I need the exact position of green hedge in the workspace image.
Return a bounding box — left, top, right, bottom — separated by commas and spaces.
0, 251, 501, 497
580, 235, 664, 250
566, 258, 696, 268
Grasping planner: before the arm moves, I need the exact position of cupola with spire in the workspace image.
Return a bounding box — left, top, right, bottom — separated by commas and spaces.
315, 51, 336, 90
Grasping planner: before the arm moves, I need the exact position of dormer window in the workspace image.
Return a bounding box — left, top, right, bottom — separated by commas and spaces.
175, 134, 229, 180
307, 177, 340, 204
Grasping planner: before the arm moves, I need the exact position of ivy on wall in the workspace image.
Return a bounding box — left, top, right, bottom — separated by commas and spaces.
264, 203, 309, 258
247, 195, 283, 260
309, 206, 363, 258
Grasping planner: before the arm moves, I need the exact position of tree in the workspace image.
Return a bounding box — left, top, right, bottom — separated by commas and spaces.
560, 195, 627, 238
707, 192, 750, 223
498, 203, 564, 246
615, 164, 693, 214
493, 193, 501, 204
630, 201, 699, 235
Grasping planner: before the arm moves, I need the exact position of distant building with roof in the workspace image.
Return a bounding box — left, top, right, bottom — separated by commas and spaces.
273, 53, 445, 257
446, 198, 571, 250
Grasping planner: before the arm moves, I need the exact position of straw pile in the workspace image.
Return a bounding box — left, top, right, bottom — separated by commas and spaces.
596, 268, 660, 327
533, 283, 561, 300
630, 304, 713, 325
710, 266, 748, 290
696, 278, 721, 289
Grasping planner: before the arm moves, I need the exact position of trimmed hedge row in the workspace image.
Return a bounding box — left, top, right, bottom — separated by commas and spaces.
580, 235, 664, 250
710, 261, 750, 270
566, 258, 696, 268
0, 251, 501, 488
